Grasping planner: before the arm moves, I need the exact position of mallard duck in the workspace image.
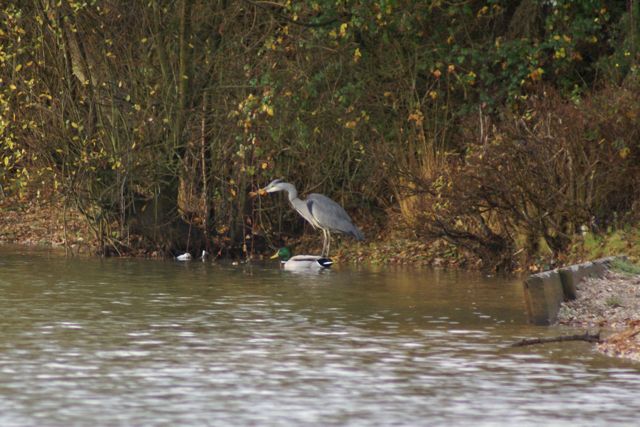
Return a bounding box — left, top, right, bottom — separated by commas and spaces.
270, 247, 333, 270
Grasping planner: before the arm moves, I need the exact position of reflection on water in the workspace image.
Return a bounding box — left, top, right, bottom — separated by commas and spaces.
0, 246, 639, 426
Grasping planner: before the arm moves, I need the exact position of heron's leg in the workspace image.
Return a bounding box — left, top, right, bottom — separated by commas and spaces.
321, 229, 328, 257
326, 231, 331, 257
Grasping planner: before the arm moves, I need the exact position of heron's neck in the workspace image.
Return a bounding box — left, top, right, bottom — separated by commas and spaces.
280, 183, 299, 202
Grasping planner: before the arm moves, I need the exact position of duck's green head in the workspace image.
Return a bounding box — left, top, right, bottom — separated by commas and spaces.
270, 247, 292, 262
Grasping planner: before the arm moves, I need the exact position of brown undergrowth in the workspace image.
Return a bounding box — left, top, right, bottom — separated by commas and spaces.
0, 188, 636, 274
0, 191, 474, 267
0, 192, 91, 254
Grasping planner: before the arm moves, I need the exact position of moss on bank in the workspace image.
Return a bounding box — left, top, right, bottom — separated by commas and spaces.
565, 230, 640, 268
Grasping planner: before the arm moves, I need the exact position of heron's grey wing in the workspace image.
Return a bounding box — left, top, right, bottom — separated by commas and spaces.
290, 197, 319, 229
307, 194, 364, 240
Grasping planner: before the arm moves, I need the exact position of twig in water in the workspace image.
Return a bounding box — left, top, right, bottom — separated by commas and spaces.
511, 331, 601, 347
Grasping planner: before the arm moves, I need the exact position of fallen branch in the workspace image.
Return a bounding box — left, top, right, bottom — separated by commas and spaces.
511, 331, 601, 347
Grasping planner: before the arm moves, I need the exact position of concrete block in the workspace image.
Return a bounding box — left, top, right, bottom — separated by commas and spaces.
523, 270, 565, 325
524, 255, 626, 324
557, 263, 589, 300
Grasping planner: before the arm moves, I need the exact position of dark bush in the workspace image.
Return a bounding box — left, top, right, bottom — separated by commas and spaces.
413, 84, 640, 270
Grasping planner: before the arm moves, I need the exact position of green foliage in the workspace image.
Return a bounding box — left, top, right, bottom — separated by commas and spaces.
576, 229, 640, 266
610, 258, 640, 276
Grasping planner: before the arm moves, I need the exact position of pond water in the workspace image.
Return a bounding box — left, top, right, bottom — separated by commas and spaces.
1, 246, 639, 426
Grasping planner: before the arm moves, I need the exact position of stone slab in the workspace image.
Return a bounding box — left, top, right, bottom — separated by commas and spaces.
523, 256, 625, 325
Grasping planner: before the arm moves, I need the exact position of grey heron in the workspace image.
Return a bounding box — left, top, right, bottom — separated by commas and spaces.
271, 247, 333, 270
259, 179, 364, 256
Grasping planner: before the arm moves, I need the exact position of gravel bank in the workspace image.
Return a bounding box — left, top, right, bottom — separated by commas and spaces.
557, 271, 640, 361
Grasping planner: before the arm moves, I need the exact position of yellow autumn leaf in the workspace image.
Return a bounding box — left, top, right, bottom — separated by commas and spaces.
262, 104, 274, 116
339, 23, 348, 37
529, 67, 544, 81
619, 147, 631, 159
353, 48, 362, 63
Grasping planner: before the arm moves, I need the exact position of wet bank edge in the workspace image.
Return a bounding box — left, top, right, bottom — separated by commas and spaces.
523, 256, 624, 325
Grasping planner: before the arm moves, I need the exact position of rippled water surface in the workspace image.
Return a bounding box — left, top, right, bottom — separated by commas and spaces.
1, 246, 639, 426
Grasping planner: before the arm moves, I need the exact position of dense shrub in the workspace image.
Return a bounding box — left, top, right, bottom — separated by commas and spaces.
0, 1, 638, 262
413, 84, 640, 270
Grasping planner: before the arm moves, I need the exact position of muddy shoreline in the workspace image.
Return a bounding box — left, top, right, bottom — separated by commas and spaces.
0, 194, 472, 267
